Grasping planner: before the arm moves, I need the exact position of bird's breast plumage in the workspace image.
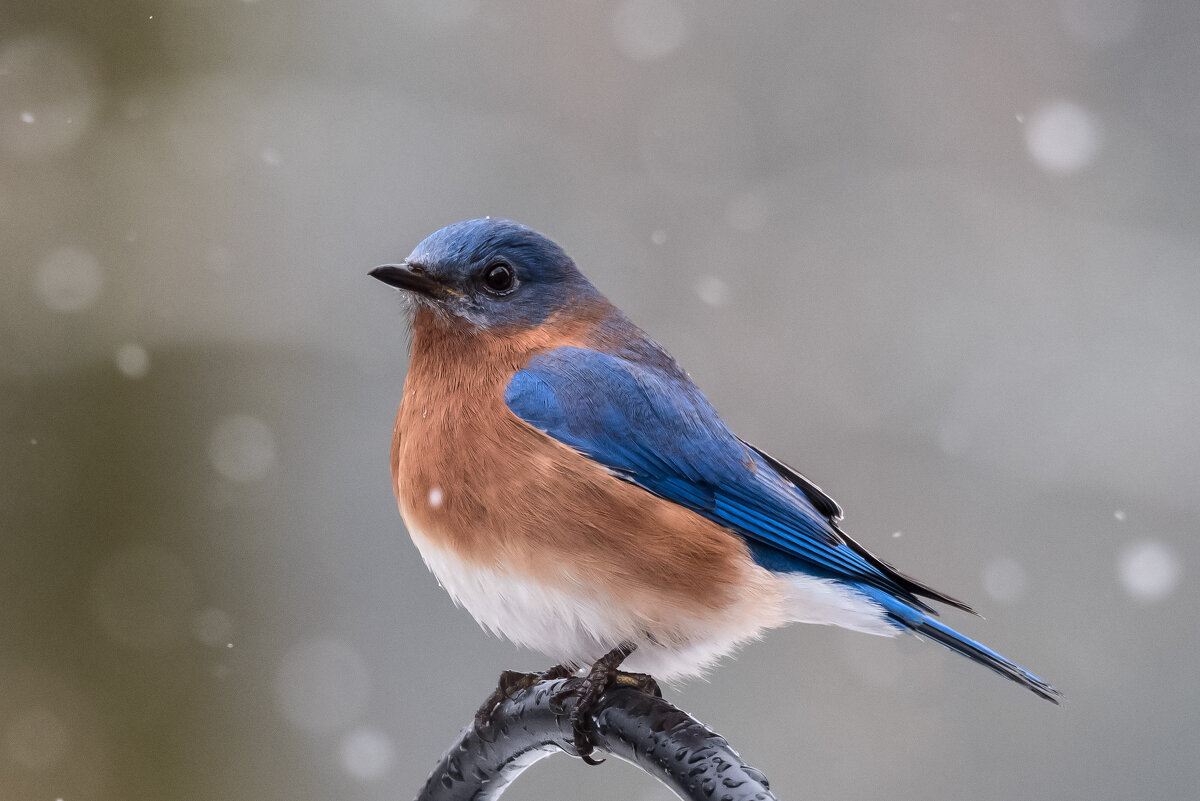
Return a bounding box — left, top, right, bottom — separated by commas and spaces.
389, 305, 788, 676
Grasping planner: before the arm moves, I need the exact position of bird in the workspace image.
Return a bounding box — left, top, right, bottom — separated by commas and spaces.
370, 218, 1059, 758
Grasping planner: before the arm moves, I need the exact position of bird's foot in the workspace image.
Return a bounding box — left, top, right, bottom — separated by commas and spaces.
611, 671, 662, 697
556, 643, 660, 765
474, 664, 576, 730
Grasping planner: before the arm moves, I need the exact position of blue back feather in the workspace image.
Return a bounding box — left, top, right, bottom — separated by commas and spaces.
504, 344, 1061, 703
506, 346, 926, 601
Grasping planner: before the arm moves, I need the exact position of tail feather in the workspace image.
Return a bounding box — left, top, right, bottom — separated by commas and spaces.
909, 615, 1061, 704
859, 587, 1061, 704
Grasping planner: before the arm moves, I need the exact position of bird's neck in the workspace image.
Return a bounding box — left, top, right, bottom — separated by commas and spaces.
405, 303, 622, 378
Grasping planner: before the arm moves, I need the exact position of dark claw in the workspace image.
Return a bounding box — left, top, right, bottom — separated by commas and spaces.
474, 665, 575, 730
475, 646, 659, 765
566, 642, 639, 764
579, 746, 606, 766
548, 688, 572, 716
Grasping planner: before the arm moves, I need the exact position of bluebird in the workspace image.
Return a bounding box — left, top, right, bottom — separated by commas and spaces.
370, 218, 1058, 757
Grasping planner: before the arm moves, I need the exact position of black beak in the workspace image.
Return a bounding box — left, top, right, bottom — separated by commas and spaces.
369, 263, 443, 297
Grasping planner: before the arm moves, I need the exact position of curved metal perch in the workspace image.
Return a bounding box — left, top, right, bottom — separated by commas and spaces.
415, 675, 777, 801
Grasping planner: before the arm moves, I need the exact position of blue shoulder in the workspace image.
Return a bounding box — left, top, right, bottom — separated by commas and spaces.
504, 345, 968, 614
505, 346, 861, 563
505, 346, 746, 481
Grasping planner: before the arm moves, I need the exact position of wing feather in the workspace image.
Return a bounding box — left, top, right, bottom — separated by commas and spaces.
505, 346, 968, 613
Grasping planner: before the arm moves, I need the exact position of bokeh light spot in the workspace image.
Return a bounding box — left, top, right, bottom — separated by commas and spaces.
1118, 540, 1181, 603
34, 247, 103, 313
208, 414, 277, 483
694, 276, 730, 308
114, 343, 151, 378
274, 638, 369, 734
339, 726, 395, 781
0, 35, 98, 158
191, 608, 234, 648
612, 0, 688, 61
4, 707, 69, 771
981, 557, 1028, 604
1024, 100, 1103, 175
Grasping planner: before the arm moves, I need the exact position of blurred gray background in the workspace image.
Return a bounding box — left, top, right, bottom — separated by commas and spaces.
2, 1, 1197, 799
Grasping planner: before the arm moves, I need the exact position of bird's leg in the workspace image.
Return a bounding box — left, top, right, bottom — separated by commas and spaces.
473, 664, 577, 730
565, 642, 661, 765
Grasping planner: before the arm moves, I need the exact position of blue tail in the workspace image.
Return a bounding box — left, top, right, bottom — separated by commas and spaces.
858, 586, 1061, 704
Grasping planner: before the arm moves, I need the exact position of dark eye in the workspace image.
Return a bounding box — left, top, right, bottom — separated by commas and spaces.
482, 261, 516, 294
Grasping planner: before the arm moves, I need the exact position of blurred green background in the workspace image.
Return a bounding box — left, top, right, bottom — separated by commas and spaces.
3, 2, 1198, 799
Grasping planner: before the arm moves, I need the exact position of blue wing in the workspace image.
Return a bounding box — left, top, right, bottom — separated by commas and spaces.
504, 346, 968, 614
505, 345, 1062, 703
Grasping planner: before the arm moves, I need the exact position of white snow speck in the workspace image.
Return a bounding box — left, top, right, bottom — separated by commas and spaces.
191, 608, 234, 648
1113, 509, 1127, 522
0, 36, 99, 158
428, 486, 444, 509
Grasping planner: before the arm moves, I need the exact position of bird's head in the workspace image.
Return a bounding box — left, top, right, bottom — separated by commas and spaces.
370, 218, 597, 330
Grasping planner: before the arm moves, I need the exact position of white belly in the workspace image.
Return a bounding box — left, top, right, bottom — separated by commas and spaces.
412, 527, 753, 680
406, 523, 893, 681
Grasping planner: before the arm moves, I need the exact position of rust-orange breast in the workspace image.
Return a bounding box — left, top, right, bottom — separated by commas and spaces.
390, 305, 756, 617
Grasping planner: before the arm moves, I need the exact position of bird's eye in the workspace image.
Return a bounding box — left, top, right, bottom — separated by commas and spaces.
482, 261, 516, 294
